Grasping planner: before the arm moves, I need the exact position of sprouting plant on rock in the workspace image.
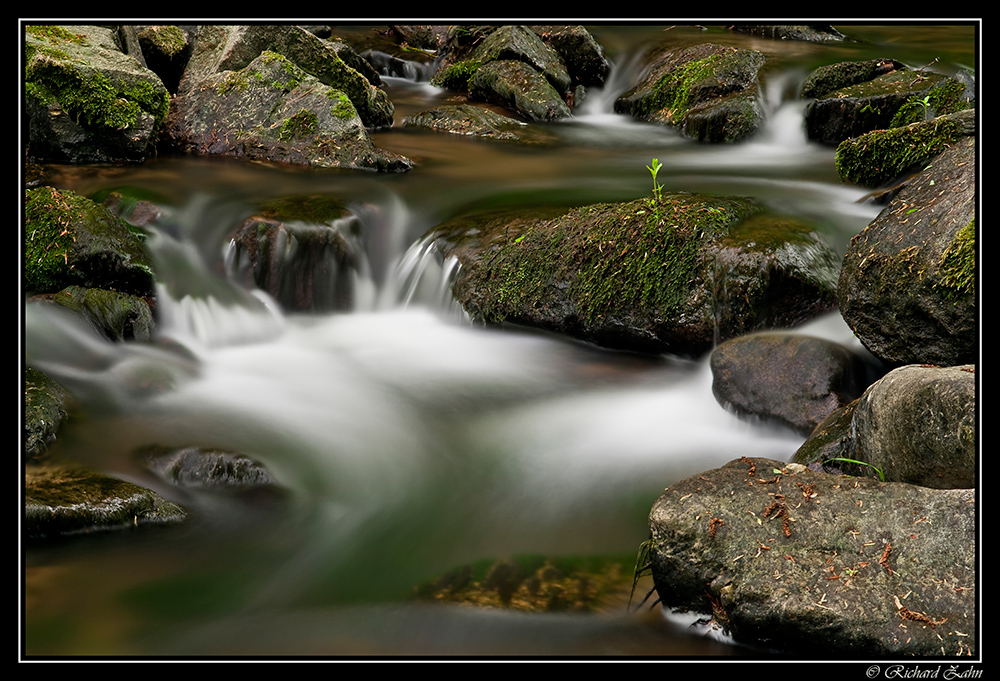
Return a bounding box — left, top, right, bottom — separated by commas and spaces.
646, 158, 664, 203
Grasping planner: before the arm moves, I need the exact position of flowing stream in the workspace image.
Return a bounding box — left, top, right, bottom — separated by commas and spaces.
22, 24, 976, 657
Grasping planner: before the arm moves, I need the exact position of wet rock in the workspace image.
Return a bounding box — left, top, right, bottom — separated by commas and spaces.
469, 60, 571, 122
429, 195, 839, 357
802, 59, 962, 144
646, 457, 976, 656
835, 109, 975, 188
144, 446, 281, 491
165, 48, 410, 172
838, 137, 975, 367
24, 186, 155, 297
24, 368, 71, 463
135, 24, 194, 93
851, 364, 976, 489
402, 104, 554, 143
45, 285, 155, 342
793, 364, 976, 490
614, 43, 766, 143
227, 211, 366, 312
710, 333, 880, 435
729, 25, 848, 42
430, 25, 607, 119
25, 465, 187, 538
528, 24, 610, 88
24, 24, 171, 163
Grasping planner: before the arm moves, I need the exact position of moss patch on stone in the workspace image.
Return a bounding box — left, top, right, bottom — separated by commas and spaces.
835, 113, 972, 187
937, 219, 975, 299
24, 25, 170, 130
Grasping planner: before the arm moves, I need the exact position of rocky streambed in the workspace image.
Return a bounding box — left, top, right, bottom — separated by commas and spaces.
23, 23, 977, 658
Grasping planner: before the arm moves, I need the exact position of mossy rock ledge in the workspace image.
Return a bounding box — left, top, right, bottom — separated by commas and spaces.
645, 457, 975, 656
428, 194, 840, 357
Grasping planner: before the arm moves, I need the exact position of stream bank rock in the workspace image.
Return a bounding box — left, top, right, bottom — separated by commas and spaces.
646, 457, 976, 656
614, 42, 766, 143
163, 25, 410, 171
710, 333, 881, 436
838, 136, 975, 367
429, 195, 839, 357
24, 24, 171, 164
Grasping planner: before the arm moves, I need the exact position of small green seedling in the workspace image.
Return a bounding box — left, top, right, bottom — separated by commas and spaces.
823, 457, 886, 482
646, 158, 664, 203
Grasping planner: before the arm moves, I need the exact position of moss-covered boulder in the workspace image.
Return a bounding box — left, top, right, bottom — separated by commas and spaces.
430, 25, 608, 120
645, 457, 976, 656
428, 194, 839, 356
164, 49, 410, 171
24, 24, 171, 163
835, 108, 975, 188
44, 285, 155, 341
135, 24, 193, 94
614, 43, 766, 143
469, 60, 572, 122
802, 58, 969, 145
838, 137, 975, 367
24, 186, 155, 297
176, 24, 394, 129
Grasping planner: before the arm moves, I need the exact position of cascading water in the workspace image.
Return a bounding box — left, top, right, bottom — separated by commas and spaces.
24, 24, 974, 657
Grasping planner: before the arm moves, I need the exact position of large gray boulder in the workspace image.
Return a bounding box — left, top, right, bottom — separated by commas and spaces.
164, 25, 409, 171
165, 49, 410, 172
646, 457, 976, 656
710, 333, 879, 435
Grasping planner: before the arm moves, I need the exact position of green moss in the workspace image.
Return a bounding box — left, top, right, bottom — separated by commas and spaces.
835, 115, 969, 187
889, 78, 970, 127
431, 59, 482, 91
24, 186, 153, 294
278, 108, 319, 140
329, 90, 356, 119
24, 187, 87, 292
468, 195, 758, 325
937, 219, 975, 299
25, 50, 169, 130
257, 195, 348, 224
641, 54, 724, 122
25, 24, 87, 46
217, 70, 250, 95
137, 25, 187, 57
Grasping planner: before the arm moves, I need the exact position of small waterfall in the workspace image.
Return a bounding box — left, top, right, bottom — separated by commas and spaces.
382, 234, 469, 322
